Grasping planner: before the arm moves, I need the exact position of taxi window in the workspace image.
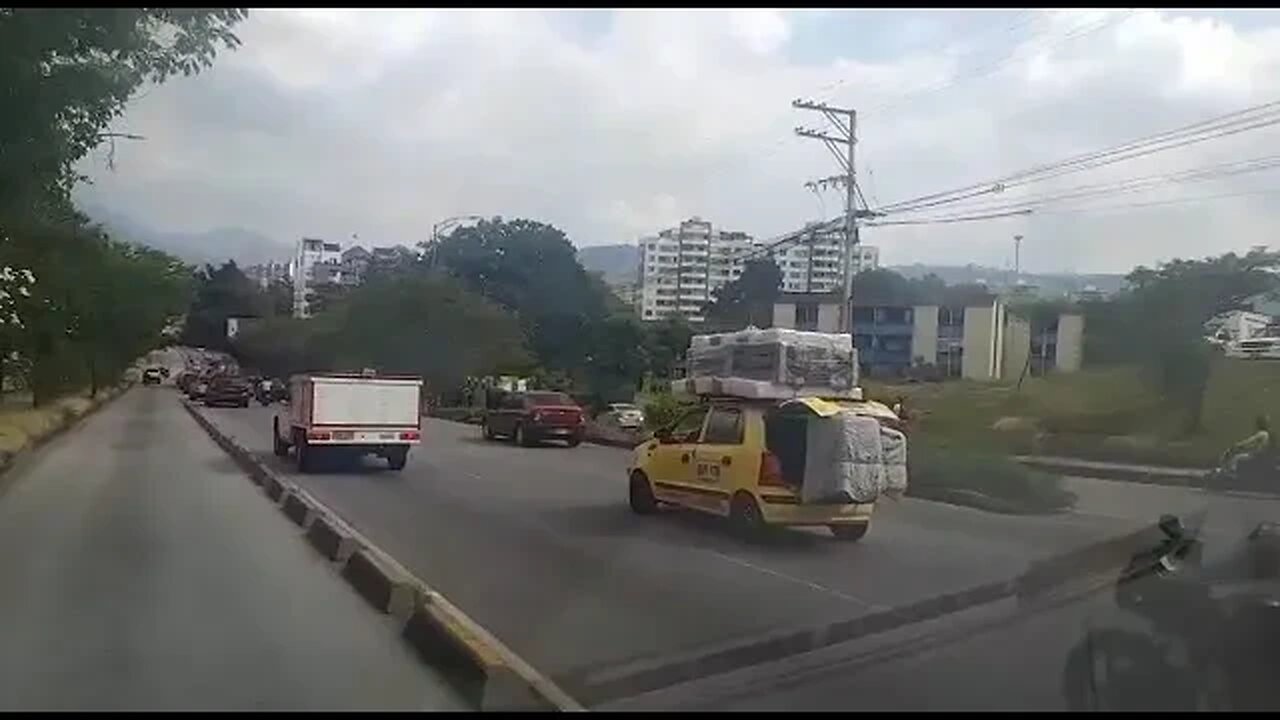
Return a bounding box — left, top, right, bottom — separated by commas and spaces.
669, 407, 709, 443
702, 407, 744, 444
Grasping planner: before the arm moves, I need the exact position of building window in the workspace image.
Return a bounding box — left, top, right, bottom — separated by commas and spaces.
795, 303, 819, 331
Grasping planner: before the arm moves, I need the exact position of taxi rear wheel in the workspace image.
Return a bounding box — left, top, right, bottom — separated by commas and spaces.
629, 471, 658, 515
830, 522, 869, 542
730, 492, 764, 537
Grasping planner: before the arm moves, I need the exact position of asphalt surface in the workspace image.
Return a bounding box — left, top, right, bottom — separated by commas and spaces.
0, 380, 468, 710
188, 398, 1280, 708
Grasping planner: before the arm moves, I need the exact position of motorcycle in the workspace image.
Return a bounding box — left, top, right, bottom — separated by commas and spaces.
1062, 514, 1280, 710
1204, 448, 1279, 494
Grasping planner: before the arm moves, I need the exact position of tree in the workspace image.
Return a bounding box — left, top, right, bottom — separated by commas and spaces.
181, 262, 268, 351
0, 9, 247, 218
703, 257, 782, 330
1089, 248, 1280, 433
643, 315, 694, 379
433, 217, 610, 373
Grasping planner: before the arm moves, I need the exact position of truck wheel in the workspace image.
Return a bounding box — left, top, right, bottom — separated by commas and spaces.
482, 421, 496, 440
566, 434, 582, 448
830, 522, 869, 542
295, 432, 314, 473
730, 492, 765, 539
272, 418, 289, 457
629, 471, 657, 515
386, 448, 408, 471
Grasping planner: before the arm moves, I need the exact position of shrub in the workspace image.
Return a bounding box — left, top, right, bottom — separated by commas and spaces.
907, 440, 1076, 514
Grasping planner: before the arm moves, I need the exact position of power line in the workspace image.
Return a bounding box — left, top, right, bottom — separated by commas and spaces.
884, 153, 1280, 218
877, 98, 1280, 214
863, 10, 1130, 119
865, 209, 1033, 226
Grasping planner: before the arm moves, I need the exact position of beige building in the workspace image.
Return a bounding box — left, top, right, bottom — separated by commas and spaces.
772, 292, 1084, 382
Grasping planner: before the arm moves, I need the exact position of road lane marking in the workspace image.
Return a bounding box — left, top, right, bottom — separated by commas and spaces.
704, 549, 886, 610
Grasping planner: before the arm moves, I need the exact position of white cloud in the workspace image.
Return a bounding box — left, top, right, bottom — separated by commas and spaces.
75, 9, 1280, 273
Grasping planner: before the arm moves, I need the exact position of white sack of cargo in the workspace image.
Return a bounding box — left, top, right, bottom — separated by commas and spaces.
772, 398, 908, 504
683, 327, 860, 400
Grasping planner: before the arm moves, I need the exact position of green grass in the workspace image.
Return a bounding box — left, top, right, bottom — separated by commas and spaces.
866, 356, 1280, 468
0, 390, 114, 457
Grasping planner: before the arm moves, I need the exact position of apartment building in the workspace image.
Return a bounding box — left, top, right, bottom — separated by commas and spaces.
290, 237, 342, 318
637, 217, 754, 323
771, 228, 880, 294
243, 261, 290, 290
636, 218, 879, 323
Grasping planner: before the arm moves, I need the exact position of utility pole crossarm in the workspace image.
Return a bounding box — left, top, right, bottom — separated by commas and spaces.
793, 98, 860, 334
793, 127, 850, 144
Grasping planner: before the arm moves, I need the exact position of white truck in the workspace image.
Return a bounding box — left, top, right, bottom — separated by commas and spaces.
272, 372, 423, 472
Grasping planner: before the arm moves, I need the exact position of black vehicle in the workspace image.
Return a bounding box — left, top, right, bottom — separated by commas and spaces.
142, 367, 164, 385
1062, 515, 1280, 710
203, 374, 251, 408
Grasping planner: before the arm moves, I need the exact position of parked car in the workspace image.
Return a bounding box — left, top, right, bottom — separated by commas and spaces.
482, 391, 585, 447
142, 367, 164, 386
186, 375, 211, 400
203, 374, 250, 407
598, 402, 646, 431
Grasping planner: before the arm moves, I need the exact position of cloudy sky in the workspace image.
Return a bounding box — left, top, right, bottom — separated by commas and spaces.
75, 9, 1280, 273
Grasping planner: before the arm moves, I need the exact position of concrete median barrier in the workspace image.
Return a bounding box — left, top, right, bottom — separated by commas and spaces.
182, 398, 582, 711
281, 490, 315, 527
263, 474, 286, 503
340, 547, 422, 620
403, 592, 578, 711
306, 513, 357, 563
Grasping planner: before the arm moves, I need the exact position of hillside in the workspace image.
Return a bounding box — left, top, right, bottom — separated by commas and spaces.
577, 243, 638, 285
890, 263, 1127, 297
78, 203, 291, 267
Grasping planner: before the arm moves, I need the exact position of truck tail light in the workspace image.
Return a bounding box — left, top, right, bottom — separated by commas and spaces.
399, 431, 420, 441
306, 431, 331, 441
758, 451, 786, 487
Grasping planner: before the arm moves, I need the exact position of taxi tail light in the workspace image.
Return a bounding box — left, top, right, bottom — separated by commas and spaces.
400, 430, 420, 441
758, 451, 787, 487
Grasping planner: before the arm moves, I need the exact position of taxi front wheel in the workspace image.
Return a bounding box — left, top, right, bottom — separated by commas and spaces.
830, 522, 869, 542
629, 471, 658, 515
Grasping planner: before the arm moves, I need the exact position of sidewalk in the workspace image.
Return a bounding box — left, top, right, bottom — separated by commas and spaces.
0, 388, 468, 711
1014, 454, 1208, 485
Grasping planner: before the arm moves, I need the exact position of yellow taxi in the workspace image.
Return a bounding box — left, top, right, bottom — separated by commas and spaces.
627, 396, 902, 541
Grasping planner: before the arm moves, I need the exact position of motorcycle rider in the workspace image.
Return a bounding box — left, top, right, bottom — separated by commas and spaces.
1224, 414, 1274, 475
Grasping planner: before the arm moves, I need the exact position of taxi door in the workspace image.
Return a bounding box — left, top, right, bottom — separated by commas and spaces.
691, 405, 754, 516
644, 406, 708, 504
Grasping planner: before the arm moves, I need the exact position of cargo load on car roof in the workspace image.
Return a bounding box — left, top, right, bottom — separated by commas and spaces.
672, 327, 861, 401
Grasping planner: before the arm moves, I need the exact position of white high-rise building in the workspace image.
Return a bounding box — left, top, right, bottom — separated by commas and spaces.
769, 228, 879, 294
637, 217, 754, 323
636, 219, 880, 323
290, 237, 342, 318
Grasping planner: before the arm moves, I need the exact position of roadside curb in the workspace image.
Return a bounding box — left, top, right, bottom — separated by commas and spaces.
0, 382, 134, 484
1013, 455, 1208, 485
180, 399, 583, 712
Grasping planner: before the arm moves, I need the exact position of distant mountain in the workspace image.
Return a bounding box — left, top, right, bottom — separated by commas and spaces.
889, 263, 1128, 298
79, 203, 291, 267
577, 243, 639, 285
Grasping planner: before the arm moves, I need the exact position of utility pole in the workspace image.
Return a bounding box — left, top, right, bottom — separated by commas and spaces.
793, 99, 873, 333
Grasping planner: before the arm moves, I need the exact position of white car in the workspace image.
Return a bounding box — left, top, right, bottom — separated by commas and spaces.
599, 403, 645, 430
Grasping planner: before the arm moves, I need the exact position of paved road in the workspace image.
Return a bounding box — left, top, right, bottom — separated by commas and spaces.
193, 401, 1263, 705
0, 386, 467, 710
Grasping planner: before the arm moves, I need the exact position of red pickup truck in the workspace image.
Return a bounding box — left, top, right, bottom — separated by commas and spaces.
482, 391, 585, 447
